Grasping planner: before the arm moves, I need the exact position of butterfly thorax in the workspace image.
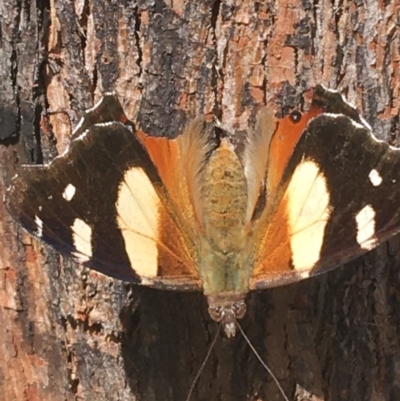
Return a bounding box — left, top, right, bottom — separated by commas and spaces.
195, 137, 251, 335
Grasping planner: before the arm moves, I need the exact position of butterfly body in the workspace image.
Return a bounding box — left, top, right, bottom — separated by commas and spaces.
7, 86, 400, 336
146, 130, 257, 336
195, 138, 249, 294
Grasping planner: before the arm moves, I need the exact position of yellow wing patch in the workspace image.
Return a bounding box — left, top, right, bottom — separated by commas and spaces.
116, 167, 161, 277
285, 160, 331, 270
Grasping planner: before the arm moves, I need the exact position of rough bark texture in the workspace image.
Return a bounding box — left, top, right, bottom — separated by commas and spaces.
1, 1, 400, 401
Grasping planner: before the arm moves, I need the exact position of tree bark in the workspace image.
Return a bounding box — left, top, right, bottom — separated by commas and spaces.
1, 1, 400, 400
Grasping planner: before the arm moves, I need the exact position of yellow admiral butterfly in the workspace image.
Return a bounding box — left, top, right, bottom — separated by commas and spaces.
6, 85, 400, 337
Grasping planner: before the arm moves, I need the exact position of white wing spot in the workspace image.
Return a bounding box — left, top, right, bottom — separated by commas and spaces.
62, 184, 76, 201
116, 167, 160, 278
355, 205, 377, 250
286, 160, 331, 270
369, 169, 382, 187
71, 218, 92, 262
35, 215, 43, 237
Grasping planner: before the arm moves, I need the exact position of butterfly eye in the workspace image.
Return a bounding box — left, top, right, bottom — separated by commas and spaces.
233, 301, 246, 319
208, 306, 224, 322
289, 110, 302, 123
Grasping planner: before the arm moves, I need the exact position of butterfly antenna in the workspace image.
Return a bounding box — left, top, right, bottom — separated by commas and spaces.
185, 323, 222, 401
236, 321, 290, 401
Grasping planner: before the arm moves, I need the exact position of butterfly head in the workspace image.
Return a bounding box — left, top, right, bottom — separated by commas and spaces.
207, 294, 246, 337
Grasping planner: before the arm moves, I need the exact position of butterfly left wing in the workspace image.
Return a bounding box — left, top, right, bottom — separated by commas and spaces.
71, 93, 130, 139
249, 86, 400, 289
6, 99, 203, 290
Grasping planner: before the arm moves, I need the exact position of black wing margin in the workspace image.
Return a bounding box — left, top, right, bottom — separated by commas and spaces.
6, 120, 161, 282
283, 112, 400, 276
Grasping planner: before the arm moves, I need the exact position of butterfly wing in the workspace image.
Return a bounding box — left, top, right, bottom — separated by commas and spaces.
6, 99, 202, 290
249, 86, 400, 289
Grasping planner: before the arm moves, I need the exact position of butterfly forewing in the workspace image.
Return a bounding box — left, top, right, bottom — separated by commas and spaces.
7, 119, 201, 288
250, 100, 400, 289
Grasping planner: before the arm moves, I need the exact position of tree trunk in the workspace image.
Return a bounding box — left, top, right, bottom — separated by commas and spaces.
1, 1, 400, 400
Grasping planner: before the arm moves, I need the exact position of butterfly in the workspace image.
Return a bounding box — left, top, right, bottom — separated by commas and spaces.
6, 85, 400, 337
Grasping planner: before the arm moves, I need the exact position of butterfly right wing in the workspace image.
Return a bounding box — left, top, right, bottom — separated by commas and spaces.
248, 86, 400, 289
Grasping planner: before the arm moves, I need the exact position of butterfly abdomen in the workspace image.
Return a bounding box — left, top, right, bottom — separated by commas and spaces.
200, 138, 247, 251
195, 137, 252, 300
